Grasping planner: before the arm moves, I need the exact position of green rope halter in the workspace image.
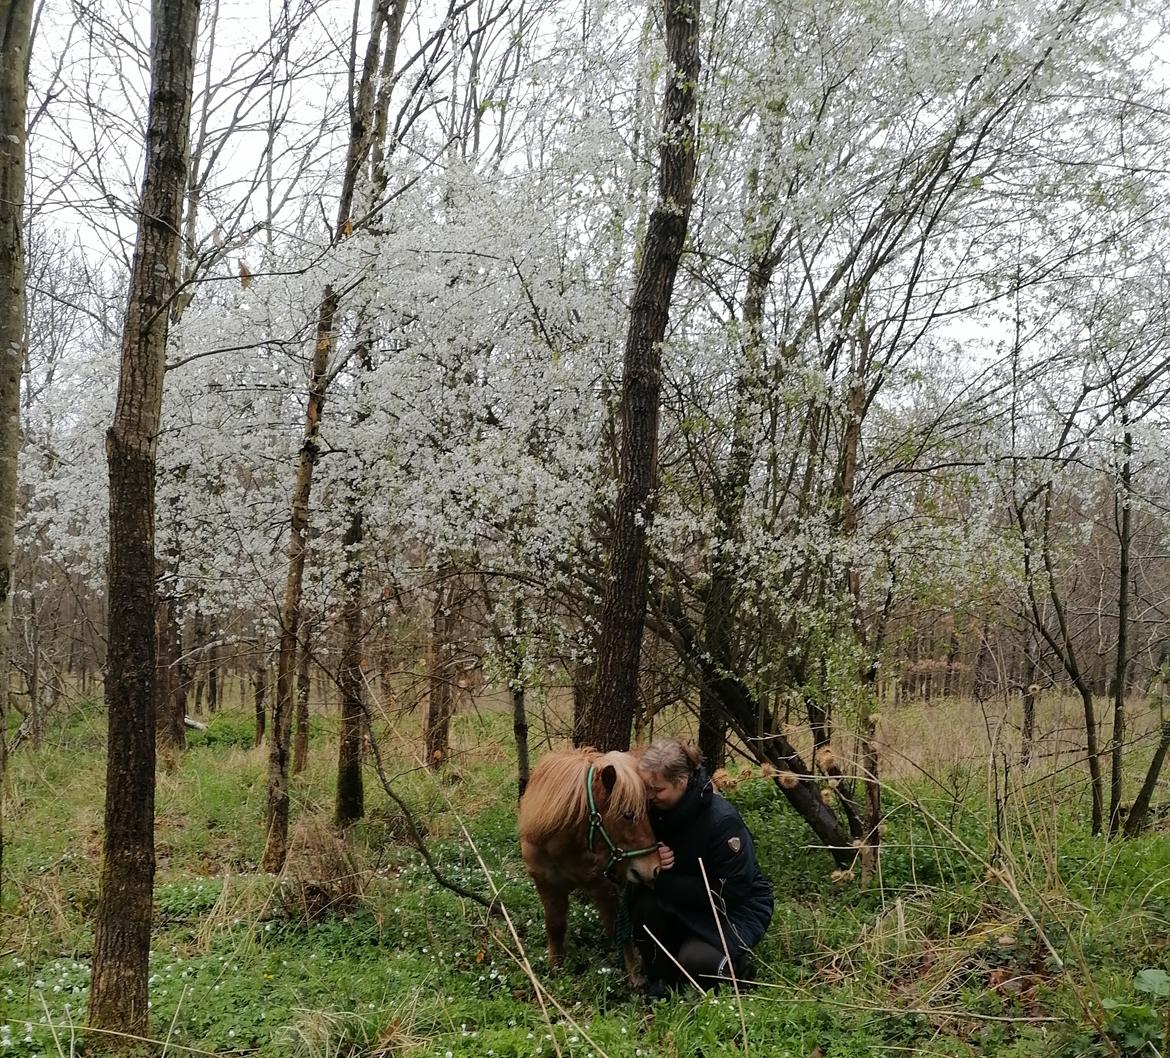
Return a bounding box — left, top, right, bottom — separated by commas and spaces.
585, 764, 659, 876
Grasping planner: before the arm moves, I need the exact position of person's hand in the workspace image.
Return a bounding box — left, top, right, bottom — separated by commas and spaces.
657, 843, 675, 870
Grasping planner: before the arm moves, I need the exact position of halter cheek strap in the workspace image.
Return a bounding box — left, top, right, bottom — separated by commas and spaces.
585, 764, 659, 875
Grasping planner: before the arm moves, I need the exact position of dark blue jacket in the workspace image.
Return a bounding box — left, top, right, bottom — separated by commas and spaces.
650, 768, 774, 953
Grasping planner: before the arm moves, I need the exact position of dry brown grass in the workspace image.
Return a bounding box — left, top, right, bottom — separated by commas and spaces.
277, 815, 363, 922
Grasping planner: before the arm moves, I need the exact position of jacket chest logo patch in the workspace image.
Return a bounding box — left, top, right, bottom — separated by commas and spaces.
727, 836, 742, 854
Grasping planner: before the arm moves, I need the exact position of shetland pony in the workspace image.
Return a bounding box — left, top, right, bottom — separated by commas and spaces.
519, 748, 661, 980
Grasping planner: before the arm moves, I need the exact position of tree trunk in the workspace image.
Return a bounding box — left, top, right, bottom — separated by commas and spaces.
29, 614, 41, 747
253, 662, 267, 746
697, 681, 726, 772
155, 596, 186, 754
424, 574, 457, 769
510, 601, 530, 797
87, 0, 199, 1038
571, 654, 597, 744
512, 667, 530, 798
206, 628, 219, 713
1109, 417, 1132, 835
697, 197, 775, 775
0, 0, 33, 802
840, 371, 883, 880
1021, 637, 1039, 767
335, 509, 365, 826
581, 0, 700, 753
805, 688, 864, 840
1123, 720, 1170, 838
292, 632, 310, 775
261, 0, 404, 875
1017, 490, 1104, 834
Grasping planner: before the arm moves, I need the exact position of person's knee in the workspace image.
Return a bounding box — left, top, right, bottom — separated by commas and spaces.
677, 937, 726, 984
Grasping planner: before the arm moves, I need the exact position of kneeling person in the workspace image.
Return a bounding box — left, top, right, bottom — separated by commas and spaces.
633, 738, 773, 992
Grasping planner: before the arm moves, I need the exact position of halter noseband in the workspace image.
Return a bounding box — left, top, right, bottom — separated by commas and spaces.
585, 764, 659, 876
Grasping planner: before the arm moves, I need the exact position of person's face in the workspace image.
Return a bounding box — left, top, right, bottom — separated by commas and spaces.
641, 768, 688, 810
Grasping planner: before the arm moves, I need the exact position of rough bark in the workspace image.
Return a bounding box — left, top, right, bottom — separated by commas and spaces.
582, 0, 700, 752
0, 0, 34, 799
87, 0, 200, 1038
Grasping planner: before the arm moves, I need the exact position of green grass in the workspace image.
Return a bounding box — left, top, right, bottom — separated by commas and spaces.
2, 699, 1169, 1057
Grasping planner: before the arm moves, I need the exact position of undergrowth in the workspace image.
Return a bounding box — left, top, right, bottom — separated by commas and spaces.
2, 698, 1169, 1057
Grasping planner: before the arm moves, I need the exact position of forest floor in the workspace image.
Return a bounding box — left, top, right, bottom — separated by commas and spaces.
2, 694, 1170, 1058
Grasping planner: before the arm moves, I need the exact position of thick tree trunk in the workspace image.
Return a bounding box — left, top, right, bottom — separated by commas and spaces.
0, 0, 33, 802
583, 0, 700, 753
87, 0, 199, 1038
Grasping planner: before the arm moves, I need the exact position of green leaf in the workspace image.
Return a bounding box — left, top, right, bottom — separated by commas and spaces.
1135, 968, 1170, 997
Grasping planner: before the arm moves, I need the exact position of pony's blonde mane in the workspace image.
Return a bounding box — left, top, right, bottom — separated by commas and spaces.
519, 747, 647, 845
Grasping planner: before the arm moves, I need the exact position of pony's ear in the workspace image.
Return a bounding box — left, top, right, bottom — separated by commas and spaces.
599, 764, 617, 795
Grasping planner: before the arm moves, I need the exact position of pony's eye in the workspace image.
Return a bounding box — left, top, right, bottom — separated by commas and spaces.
623, 811, 636, 822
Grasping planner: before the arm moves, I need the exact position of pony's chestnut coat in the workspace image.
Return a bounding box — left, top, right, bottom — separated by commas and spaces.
519, 748, 660, 974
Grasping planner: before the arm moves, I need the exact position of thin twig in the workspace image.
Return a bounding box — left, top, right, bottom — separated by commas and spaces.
359, 699, 495, 910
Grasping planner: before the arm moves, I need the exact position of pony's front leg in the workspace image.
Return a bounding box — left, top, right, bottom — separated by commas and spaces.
537, 885, 570, 971
588, 879, 647, 989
